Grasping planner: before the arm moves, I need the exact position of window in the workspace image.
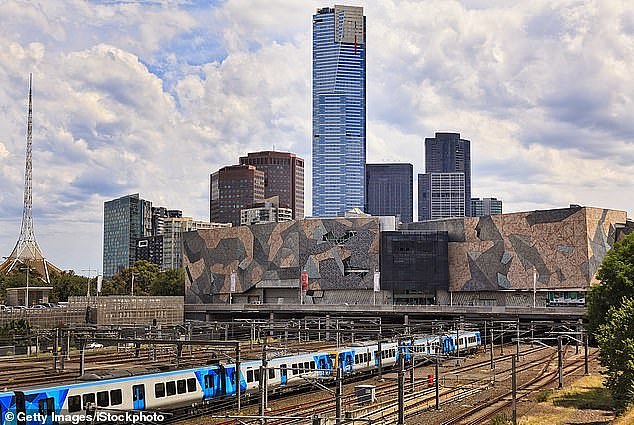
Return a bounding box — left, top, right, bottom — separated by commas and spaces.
268, 368, 275, 379
187, 378, 197, 392
68, 396, 81, 413
177, 380, 186, 394
292, 364, 298, 375
82, 394, 95, 409
110, 390, 122, 406
254, 369, 260, 382
304, 362, 310, 371
310, 361, 315, 370
166, 381, 176, 396
247, 370, 254, 383
155, 383, 165, 398
97, 391, 109, 407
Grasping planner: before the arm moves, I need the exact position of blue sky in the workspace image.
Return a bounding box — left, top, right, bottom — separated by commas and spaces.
0, 0, 632, 274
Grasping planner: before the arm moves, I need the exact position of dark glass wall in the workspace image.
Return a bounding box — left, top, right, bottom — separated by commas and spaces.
380, 231, 449, 290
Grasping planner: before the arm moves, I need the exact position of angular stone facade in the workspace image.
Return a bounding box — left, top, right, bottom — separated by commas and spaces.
183, 218, 380, 303
403, 206, 627, 292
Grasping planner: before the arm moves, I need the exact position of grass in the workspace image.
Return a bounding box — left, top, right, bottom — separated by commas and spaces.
518, 374, 615, 425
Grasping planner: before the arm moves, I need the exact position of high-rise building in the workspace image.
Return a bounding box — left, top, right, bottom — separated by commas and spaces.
241, 196, 293, 226
471, 197, 503, 217
312, 5, 366, 218
365, 163, 413, 223
239, 151, 304, 219
103, 194, 152, 279
210, 165, 265, 226
419, 132, 471, 221
419, 173, 466, 220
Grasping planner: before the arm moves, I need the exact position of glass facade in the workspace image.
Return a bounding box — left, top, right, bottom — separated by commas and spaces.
471, 197, 503, 217
103, 194, 152, 279
312, 5, 366, 217
365, 163, 413, 223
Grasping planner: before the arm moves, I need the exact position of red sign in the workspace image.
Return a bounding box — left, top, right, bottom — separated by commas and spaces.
301, 271, 309, 290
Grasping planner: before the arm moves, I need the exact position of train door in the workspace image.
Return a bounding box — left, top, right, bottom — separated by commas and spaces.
218, 366, 227, 396
37, 397, 54, 425
280, 364, 288, 386
132, 385, 145, 410
15, 392, 25, 425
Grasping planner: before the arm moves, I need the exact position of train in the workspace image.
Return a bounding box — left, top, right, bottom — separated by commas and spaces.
0, 331, 480, 425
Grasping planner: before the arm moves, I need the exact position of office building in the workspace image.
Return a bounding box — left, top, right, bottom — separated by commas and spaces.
241, 196, 293, 226
365, 163, 413, 223
239, 151, 304, 219
419, 173, 466, 220
419, 132, 471, 220
210, 165, 265, 226
471, 197, 503, 217
103, 194, 152, 279
312, 5, 366, 217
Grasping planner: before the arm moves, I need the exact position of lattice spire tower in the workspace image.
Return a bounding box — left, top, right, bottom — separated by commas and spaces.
0, 74, 61, 282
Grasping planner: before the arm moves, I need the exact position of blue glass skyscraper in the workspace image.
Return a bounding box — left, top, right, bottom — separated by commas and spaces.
312, 5, 366, 217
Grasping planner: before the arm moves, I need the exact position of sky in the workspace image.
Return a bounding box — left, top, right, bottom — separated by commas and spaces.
0, 0, 632, 275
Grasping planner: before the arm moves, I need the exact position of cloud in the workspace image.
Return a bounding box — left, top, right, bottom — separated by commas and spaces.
0, 0, 632, 273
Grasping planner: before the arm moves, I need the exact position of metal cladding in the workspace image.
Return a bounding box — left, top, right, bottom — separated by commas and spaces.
403, 206, 628, 292
183, 218, 380, 303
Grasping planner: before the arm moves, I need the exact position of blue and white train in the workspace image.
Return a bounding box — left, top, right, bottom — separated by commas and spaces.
0, 331, 480, 425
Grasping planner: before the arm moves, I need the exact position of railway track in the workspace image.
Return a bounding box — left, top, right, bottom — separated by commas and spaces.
0, 340, 338, 390
440, 349, 598, 425
205, 344, 549, 425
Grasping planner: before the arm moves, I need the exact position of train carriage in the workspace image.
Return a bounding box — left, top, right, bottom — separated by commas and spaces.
0, 330, 481, 424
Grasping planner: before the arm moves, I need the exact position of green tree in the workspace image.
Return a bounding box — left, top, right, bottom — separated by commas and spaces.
49, 271, 92, 301
150, 268, 185, 296
101, 260, 160, 295
587, 232, 634, 337
596, 297, 634, 413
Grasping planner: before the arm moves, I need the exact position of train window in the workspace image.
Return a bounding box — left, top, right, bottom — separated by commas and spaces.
82, 393, 95, 409
177, 379, 187, 394
155, 383, 165, 398
247, 370, 254, 383
254, 369, 260, 382
38, 397, 54, 415
110, 390, 122, 406
96, 391, 109, 407
310, 361, 315, 370
166, 381, 176, 396
204, 375, 210, 388
187, 378, 197, 392
304, 362, 310, 371
268, 368, 275, 379
291, 364, 298, 375
68, 395, 81, 413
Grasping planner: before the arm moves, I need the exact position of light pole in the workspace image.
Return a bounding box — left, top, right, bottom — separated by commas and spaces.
532, 268, 537, 308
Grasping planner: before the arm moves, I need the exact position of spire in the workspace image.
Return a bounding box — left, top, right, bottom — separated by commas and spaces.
0, 74, 62, 282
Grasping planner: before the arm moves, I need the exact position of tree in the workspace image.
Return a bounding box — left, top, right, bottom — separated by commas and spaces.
587, 231, 634, 413
150, 268, 185, 296
596, 297, 634, 413
101, 261, 161, 296
587, 232, 634, 337
49, 271, 92, 301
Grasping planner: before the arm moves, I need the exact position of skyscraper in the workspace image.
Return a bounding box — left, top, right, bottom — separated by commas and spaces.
239, 151, 305, 219
312, 5, 366, 217
210, 165, 265, 226
365, 163, 413, 223
103, 193, 152, 279
419, 132, 471, 221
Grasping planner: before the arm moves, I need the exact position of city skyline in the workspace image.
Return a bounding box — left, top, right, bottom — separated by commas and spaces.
0, 1, 632, 273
